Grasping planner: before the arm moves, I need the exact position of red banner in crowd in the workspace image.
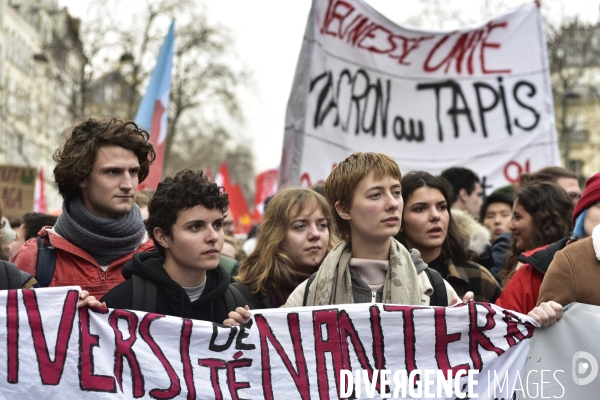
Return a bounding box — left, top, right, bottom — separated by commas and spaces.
251, 168, 278, 222
215, 162, 252, 234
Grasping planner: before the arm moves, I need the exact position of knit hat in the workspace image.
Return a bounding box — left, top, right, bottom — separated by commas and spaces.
573, 173, 600, 225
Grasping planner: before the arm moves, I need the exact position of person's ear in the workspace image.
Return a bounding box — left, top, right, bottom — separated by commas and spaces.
153, 227, 171, 249
78, 177, 87, 189
458, 188, 469, 202
335, 201, 351, 221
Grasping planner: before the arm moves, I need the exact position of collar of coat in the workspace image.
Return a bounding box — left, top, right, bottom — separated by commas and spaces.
445, 258, 470, 284
593, 224, 600, 261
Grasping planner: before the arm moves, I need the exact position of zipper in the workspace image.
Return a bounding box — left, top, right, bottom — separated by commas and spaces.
371, 291, 376, 303
99, 270, 108, 281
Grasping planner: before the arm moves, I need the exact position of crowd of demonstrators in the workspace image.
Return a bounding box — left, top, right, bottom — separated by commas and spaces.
0, 113, 592, 337
440, 167, 498, 273
480, 192, 514, 280
494, 182, 574, 313
0, 203, 39, 289
11, 117, 156, 298
537, 174, 600, 307
102, 169, 247, 322
7, 212, 58, 259
0, 202, 102, 311
232, 187, 337, 309
395, 171, 501, 303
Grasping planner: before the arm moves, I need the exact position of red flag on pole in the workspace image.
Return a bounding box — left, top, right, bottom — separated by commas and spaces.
229, 184, 252, 234
214, 162, 251, 234
251, 168, 278, 222
214, 162, 232, 191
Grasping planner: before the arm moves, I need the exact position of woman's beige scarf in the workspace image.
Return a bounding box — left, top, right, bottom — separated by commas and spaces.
305, 238, 422, 306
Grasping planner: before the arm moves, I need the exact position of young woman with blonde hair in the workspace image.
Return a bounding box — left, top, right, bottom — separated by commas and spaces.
284, 153, 464, 308
232, 187, 337, 309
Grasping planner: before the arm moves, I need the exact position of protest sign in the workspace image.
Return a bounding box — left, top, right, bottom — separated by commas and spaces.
522, 302, 600, 399
280, 0, 559, 192
0, 164, 36, 220
0, 286, 541, 399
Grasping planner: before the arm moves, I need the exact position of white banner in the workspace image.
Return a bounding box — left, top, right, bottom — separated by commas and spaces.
280, 0, 559, 192
522, 303, 600, 399
0, 287, 542, 399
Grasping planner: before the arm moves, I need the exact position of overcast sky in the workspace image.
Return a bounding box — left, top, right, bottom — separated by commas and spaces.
58, 0, 598, 173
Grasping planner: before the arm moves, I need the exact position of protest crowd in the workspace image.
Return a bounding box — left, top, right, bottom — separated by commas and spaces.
1, 116, 594, 334
2, 1, 600, 398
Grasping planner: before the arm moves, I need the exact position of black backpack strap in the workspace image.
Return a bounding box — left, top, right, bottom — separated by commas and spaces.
424, 268, 448, 307
226, 285, 247, 310
302, 272, 318, 306
219, 255, 238, 278
224, 287, 236, 313
0, 261, 22, 290
36, 234, 57, 287
131, 274, 157, 313
0, 260, 10, 290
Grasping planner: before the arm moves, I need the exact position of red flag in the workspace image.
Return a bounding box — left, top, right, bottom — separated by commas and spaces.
251, 168, 278, 222
214, 162, 233, 191
215, 162, 251, 234
229, 184, 252, 234
33, 168, 47, 213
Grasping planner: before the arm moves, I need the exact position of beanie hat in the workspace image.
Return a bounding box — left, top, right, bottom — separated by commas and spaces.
573, 173, 600, 225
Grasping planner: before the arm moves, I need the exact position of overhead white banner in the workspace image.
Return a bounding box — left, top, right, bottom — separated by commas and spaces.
0, 287, 543, 399
280, 0, 559, 192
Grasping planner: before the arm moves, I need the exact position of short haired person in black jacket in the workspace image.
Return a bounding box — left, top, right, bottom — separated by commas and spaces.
101, 169, 248, 322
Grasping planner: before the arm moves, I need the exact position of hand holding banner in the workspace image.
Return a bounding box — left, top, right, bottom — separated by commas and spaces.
0, 287, 542, 399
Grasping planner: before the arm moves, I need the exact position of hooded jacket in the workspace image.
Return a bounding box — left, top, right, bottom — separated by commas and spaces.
451, 209, 491, 256
495, 237, 571, 314
101, 251, 246, 323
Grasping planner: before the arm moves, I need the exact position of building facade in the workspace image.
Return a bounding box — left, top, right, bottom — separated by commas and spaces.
0, 0, 85, 211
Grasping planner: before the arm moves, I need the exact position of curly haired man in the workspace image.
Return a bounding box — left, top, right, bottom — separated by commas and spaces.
101, 169, 248, 322
12, 118, 156, 297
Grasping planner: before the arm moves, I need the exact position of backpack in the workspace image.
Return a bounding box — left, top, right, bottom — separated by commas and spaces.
34, 235, 247, 313
131, 273, 246, 314
219, 255, 241, 281
35, 234, 57, 287
0, 260, 22, 290
302, 267, 448, 307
